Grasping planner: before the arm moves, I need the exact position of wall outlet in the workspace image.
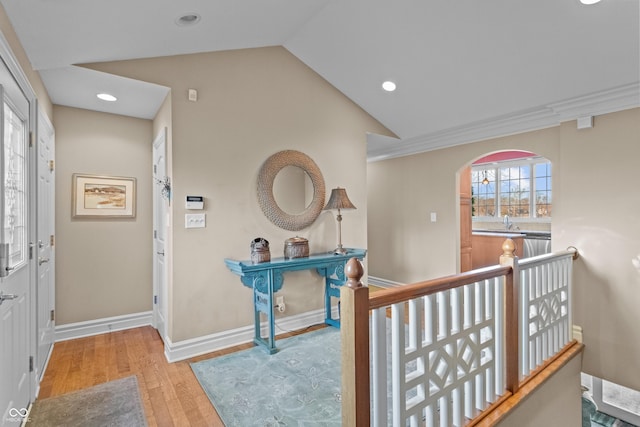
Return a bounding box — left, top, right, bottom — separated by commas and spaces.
275, 296, 285, 313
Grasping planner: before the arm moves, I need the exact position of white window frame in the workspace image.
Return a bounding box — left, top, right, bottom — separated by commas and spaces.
471, 157, 552, 223
582, 373, 640, 426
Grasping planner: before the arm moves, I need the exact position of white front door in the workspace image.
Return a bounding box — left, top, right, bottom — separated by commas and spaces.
152, 128, 168, 342
35, 109, 54, 383
0, 60, 32, 426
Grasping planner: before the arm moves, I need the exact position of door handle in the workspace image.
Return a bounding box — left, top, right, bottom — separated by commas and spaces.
39, 257, 50, 265
157, 251, 165, 256
0, 292, 18, 306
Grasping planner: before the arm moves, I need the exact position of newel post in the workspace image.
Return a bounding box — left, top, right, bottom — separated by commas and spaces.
500, 238, 520, 394
340, 257, 370, 426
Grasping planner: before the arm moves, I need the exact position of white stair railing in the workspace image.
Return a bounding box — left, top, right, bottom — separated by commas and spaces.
370, 276, 506, 426
519, 251, 575, 380
341, 239, 578, 426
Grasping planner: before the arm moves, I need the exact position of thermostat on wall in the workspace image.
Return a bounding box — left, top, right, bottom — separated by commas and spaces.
186, 196, 204, 210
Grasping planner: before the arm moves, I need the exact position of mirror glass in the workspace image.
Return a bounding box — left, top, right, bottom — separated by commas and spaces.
273, 166, 312, 215
257, 150, 325, 231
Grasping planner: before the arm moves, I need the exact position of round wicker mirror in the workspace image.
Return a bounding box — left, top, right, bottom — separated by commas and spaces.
257, 150, 325, 231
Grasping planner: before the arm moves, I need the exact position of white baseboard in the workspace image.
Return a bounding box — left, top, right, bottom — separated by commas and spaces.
52, 306, 343, 363
368, 275, 403, 288
164, 307, 334, 363
34, 343, 55, 399
54, 311, 153, 342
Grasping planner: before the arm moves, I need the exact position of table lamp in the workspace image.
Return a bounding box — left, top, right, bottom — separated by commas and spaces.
323, 187, 356, 255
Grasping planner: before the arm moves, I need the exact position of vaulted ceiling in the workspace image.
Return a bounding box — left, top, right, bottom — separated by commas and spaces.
2, 0, 638, 159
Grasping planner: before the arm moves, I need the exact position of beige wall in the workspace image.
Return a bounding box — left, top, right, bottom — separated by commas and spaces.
368, 107, 640, 391
367, 126, 559, 282
497, 354, 582, 427
88, 46, 392, 342
555, 108, 640, 391
53, 106, 153, 324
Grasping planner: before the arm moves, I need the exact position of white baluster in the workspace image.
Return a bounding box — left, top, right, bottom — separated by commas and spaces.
425, 294, 435, 345
465, 376, 475, 419
392, 302, 404, 427
520, 269, 529, 379
371, 307, 387, 427
453, 386, 462, 426
492, 277, 502, 399
439, 395, 449, 427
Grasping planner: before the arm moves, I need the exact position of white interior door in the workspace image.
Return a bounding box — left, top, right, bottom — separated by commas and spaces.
35, 108, 54, 383
152, 128, 168, 342
0, 61, 32, 426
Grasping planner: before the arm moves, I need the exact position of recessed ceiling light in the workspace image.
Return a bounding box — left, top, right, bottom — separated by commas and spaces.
580, 0, 601, 4
97, 93, 117, 102
382, 81, 397, 92
176, 13, 201, 27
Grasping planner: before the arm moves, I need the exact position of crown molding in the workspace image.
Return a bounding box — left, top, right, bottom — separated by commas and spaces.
547, 83, 640, 120
367, 82, 640, 163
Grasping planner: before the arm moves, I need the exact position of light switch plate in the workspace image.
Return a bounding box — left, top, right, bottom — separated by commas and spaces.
185, 213, 206, 228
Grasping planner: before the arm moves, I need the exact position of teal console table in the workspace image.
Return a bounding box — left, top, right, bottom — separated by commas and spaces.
224, 248, 366, 354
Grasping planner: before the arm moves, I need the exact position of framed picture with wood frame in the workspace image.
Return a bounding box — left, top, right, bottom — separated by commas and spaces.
72, 174, 136, 218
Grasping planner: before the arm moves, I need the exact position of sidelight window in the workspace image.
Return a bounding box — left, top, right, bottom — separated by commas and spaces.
2, 94, 27, 270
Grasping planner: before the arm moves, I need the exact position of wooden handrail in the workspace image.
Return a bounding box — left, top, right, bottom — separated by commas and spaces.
368, 265, 512, 310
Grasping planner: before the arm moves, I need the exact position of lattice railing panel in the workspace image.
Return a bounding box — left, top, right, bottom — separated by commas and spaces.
519, 253, 573, 379
358, 248, 578, 425
371, 278, 506, 427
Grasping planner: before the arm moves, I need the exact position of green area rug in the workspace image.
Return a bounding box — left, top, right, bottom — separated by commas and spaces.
28, 376, 147, 427
191, 327, 342, 426
591, 411, 617, 426
591, 411, 638, 427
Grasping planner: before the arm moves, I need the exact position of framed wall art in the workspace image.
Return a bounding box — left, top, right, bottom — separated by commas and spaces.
72, 174, 136, 218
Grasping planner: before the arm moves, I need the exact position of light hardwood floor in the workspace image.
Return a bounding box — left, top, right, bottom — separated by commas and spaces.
37, 325, 323, 426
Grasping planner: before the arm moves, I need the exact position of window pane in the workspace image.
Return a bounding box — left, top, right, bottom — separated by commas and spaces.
471, 168, 496, 217
472, 158, 552, 219
4, 100, 26, 268
534, 162, 552, 218
535, 162, 550, 177
500, 165, 530, 217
